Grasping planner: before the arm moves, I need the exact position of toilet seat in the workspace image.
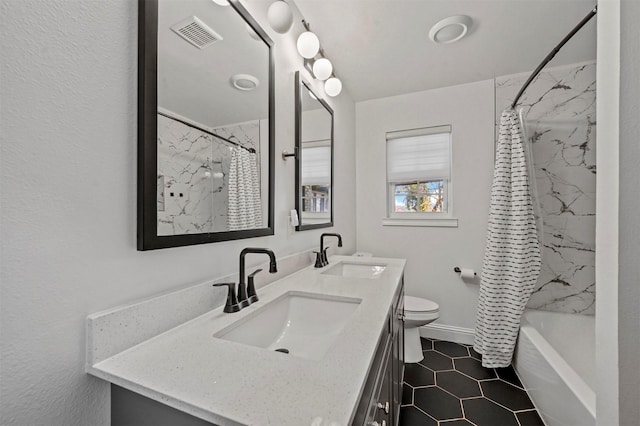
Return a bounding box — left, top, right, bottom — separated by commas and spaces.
404, 296, 439, 313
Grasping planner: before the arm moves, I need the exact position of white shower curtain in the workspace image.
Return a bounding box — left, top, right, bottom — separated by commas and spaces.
474, 108, 542, 368
227, 147, 262, 231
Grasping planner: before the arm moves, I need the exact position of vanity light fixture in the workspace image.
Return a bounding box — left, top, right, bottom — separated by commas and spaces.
296, 20, 342, 97
230, 74, 259, 91
267, 0, 293, 34
429, 15, 472, 44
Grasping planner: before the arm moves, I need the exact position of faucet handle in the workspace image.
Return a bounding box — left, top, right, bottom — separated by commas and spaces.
247, 268, 263, 304
248, 268, 263, 279
213, 282, 241, 313
313, 251, 324, 268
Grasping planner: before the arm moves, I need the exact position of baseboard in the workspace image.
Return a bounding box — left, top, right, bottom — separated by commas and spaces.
419, 323, 475, 345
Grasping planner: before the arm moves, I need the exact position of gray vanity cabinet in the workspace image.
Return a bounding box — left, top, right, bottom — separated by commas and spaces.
391, 281, 405, 425
354, 279, 405, 426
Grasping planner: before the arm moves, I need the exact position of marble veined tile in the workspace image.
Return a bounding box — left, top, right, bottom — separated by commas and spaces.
495, 62, 596, 315
157, 114, 261, 235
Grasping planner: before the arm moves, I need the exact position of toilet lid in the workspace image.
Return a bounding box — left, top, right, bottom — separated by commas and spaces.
404, 296, 439, 313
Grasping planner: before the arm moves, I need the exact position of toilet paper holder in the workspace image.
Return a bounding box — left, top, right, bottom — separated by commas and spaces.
454, 267, 477, 276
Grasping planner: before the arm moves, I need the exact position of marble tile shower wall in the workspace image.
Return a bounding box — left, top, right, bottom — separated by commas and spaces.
157, 114, 260, 235
495, 61, 596, 315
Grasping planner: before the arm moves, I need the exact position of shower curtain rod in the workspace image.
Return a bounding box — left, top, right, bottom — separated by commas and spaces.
511, 5, 597, 109
158, 111, 256, 153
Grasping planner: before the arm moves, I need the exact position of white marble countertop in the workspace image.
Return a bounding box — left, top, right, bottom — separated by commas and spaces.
87, 255, 405, 426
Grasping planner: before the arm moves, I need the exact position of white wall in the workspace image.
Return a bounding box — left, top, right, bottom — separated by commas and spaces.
617, 0, 640, 423
0, 1, 356, 425
595, 1, 620, 424
355, 80, 495, 330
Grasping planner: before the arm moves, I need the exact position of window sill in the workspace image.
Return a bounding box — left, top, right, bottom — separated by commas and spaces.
382, 217, 459, 228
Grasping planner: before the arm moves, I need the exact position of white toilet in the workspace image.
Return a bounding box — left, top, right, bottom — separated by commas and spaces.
403, 296, 440, 363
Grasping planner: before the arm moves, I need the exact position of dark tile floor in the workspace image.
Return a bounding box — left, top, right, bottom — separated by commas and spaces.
399, 338, 545, 426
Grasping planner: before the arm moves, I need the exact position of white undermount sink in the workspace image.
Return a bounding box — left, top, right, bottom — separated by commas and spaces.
321, 262, 387, 279
214, 291, 361, 360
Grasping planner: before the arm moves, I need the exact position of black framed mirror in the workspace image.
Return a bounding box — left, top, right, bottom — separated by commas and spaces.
138, 0, 275, 250
294, 71, 334, 231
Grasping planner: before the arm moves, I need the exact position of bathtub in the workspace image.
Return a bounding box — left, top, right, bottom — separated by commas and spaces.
514, 309, 595, 426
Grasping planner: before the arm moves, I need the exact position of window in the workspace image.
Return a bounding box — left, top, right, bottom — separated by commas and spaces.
386, 125, 453, 222
301, 141, 331, 216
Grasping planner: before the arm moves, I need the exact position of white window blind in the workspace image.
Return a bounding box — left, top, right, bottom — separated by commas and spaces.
386, 125, 451, 183
301, 145, 331, 185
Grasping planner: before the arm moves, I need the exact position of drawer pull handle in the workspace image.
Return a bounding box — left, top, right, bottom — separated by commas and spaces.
377, 401, 390, 414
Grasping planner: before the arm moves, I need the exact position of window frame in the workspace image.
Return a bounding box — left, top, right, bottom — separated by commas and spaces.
384, 125, 457, 227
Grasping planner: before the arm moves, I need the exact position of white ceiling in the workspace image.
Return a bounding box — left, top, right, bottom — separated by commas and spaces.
293, 0, 597, 102
158, 0, 270, 128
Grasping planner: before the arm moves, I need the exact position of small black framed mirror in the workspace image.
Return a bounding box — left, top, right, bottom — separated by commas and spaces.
138, 0, 275, 250
294, 71, 334, 231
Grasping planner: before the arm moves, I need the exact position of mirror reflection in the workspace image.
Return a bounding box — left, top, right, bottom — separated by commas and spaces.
295, 72, 334, 230
138, 0, 274, 250
157, 0, 269, 235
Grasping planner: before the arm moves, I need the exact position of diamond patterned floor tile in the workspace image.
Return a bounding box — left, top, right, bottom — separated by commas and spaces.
468, 346, 482, 361
421, 337, 434, 351
481, 379, 535, 411
419, 350, 454, 371
440, 420, 475, 425
404, 363, 435, 387
495, 365, 524, 389
434, 340, 470, 358
399, 405, 437, 426
402, 339, 542, 426
462, 397, 520, 426
516, 409, 546, 426
453, 357, 496, 380
413, 387, 463, 421
402, 383, 413, 405
436, 370, 482, 398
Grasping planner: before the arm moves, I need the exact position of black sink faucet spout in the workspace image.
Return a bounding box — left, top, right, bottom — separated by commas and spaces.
318, 233, 343, 267
238, 248, 278, 307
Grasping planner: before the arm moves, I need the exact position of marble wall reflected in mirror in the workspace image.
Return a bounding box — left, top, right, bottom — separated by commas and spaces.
295, 71, 334, 230
138, 0, 274, 250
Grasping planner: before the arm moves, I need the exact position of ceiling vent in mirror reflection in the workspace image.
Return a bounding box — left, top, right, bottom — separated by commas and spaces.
230, 74, 260, 91
170, 16, 223, 49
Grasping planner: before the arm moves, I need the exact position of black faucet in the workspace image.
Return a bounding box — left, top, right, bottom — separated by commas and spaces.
212, 282, 242, 313
315, 233, 343, 268
238, 248, 278, 308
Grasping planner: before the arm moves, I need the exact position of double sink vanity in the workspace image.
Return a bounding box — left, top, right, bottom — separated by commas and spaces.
87, 255, 406, 426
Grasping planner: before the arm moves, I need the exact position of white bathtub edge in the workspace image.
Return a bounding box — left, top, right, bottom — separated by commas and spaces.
518, 323, 596, 418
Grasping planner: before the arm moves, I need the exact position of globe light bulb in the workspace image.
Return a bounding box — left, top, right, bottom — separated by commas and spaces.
324, 77, 342, 97
267, 1, 293, 34
297, 31, 320, 59
313, 58, 333, 81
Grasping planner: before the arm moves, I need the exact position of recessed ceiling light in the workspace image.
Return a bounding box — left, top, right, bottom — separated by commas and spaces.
230, 74, 259, 91
211, 0, 229, 6
429, 15, 472, 44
